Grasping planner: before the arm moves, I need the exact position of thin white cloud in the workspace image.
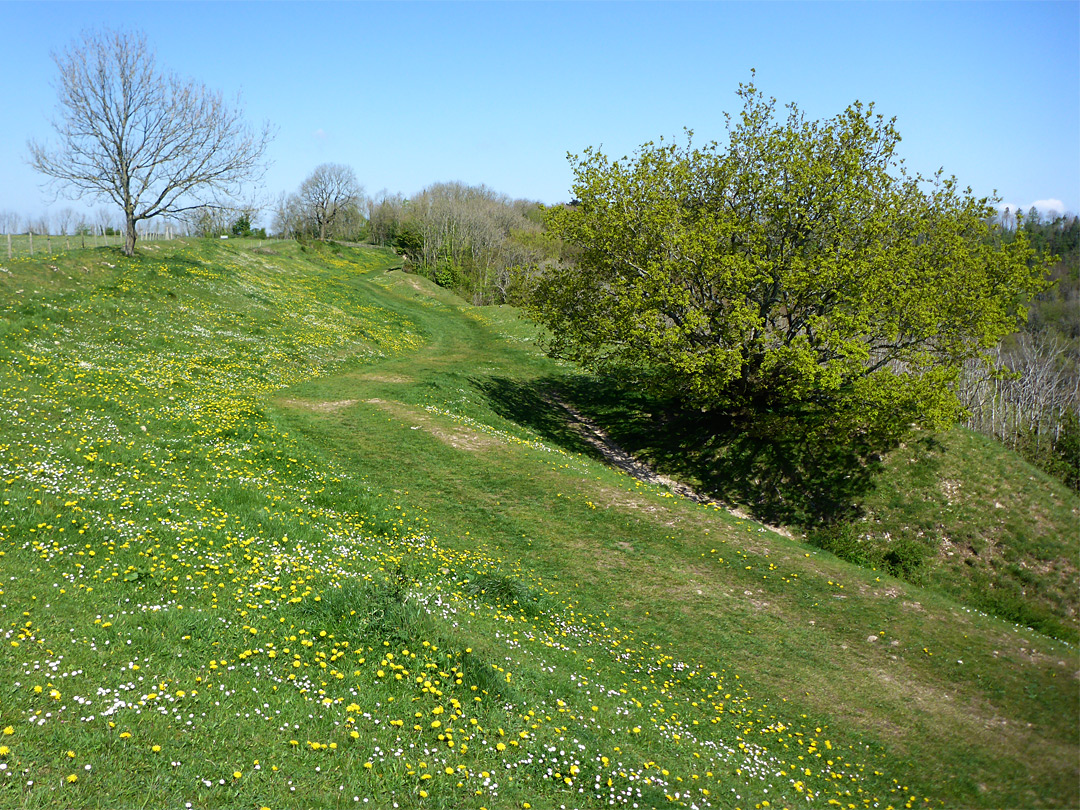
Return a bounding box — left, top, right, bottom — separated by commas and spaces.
313, 128, 327, 140
994, 199, 1067, 216
1030, 199, 1065, 215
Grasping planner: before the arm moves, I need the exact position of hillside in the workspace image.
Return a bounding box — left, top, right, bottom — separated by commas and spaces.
0, 239, 1076, 810
541, 381, 1080, 645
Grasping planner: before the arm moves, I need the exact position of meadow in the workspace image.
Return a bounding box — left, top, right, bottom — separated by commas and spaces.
0, 239, 1076, 809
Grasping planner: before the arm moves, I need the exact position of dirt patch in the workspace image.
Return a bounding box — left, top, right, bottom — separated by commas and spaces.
277, 397, 358, 413
356, 372, 413, 384
365, 398, 498, 452
397, 273, 442, 295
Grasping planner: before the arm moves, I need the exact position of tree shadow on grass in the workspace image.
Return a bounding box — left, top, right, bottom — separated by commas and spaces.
473, 373, 890, 531
470, 374, 601, 460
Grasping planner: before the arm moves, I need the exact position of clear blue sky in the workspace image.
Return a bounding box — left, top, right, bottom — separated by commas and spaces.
2, 0, 1077, 229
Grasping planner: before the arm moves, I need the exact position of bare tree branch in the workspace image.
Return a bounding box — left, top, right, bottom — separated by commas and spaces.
28, 28, 273, 256
295, 164, 363, 241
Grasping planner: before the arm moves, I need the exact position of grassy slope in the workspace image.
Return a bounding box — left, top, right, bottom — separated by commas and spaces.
859, 429, 1078, 641
0, 240, 1076, 810
548, 379, 1080, 645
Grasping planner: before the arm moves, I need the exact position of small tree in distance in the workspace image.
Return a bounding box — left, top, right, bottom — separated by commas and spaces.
297, 164, 364, 241
531, 80, 1050, 445
28, 28, 273, 257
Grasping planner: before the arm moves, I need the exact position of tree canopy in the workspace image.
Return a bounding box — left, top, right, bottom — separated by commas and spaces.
530, 82, 1049, 440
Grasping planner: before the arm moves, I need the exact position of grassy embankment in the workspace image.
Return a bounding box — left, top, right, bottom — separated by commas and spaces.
545, 380, 1079, 645
0, 238, 1076, 810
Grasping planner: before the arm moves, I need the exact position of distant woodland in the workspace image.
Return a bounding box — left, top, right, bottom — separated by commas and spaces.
960, 209, 1079, 487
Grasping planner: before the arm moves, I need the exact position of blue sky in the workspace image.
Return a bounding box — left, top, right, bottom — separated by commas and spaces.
2, 1, 1077, 229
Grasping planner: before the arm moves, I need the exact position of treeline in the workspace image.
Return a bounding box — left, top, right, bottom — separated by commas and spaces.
373, 182, 558, 305
0, 204, 263, 246
272, 165, 563, 305
959, 209, 1079, 488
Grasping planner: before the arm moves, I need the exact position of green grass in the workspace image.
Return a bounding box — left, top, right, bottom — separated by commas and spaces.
539, 376, 1080, 644
0, 238, 1076, 809
0, 232, 223, 260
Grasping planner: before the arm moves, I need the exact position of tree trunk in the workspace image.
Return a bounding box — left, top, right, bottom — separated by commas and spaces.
124, 213, 137, 256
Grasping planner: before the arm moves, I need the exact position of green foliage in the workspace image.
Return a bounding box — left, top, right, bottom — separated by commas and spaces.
808, 522, 931, 581
1055, 411, 1080, 490
394, 220, 423, 261
1019, 410, 1080, 491
433, 258, 460, 289
532, 80, 1049, 440
230, 212, 252, 237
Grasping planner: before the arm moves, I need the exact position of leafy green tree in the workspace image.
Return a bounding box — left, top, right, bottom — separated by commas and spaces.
230, 212, 252, 237
393, 221, 423, 262
531, 81, 1049, 440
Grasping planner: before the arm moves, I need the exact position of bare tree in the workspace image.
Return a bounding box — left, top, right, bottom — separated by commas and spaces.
271, 191, 301, 238
28, 28, 273, 256
0, 211, 17, 260
33, 214, 53, 254
55, 207, 77, 249
365, 190, 405, 246
95, 208, 116, 245
296, 163, 363, 240
399, 182, 546, 302
0, 210, 19, 235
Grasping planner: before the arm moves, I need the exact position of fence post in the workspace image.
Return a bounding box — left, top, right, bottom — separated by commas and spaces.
29, 229, 34, 257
